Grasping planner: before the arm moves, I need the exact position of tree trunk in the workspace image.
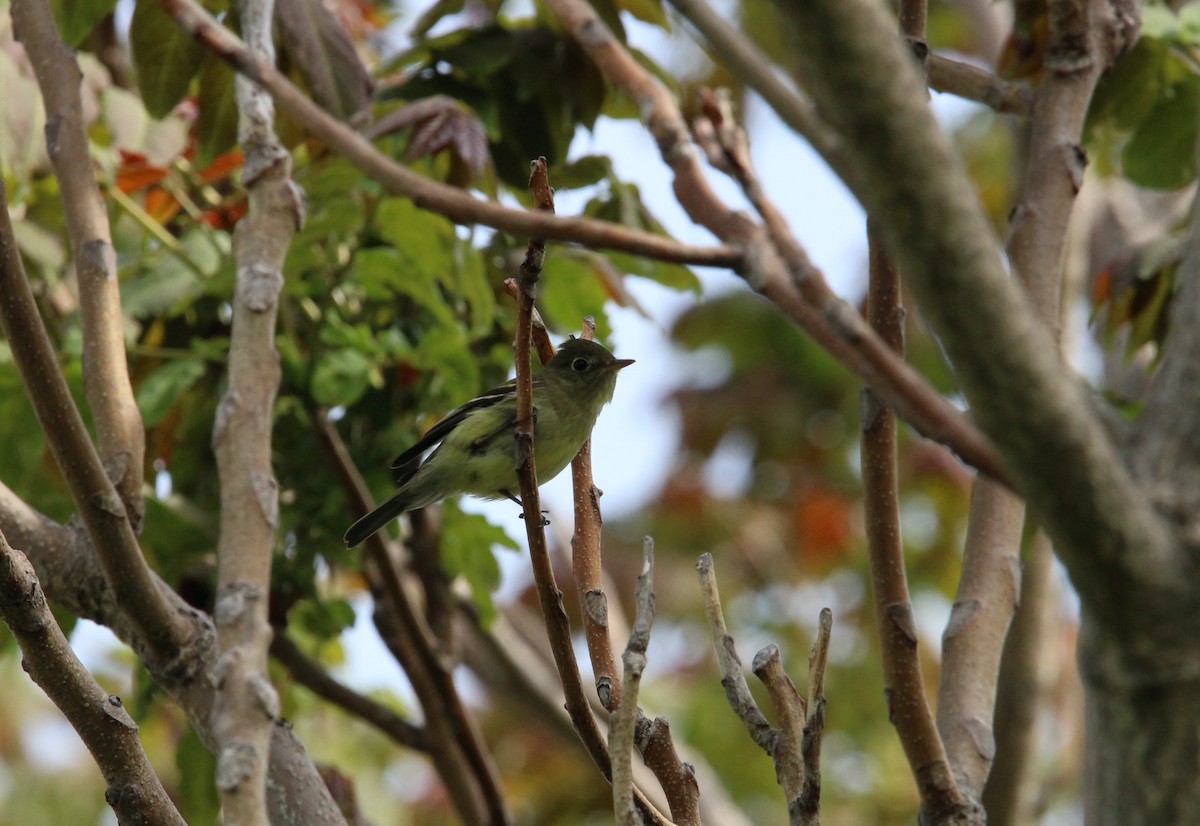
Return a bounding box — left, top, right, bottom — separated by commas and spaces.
1082, 624, 1200, 825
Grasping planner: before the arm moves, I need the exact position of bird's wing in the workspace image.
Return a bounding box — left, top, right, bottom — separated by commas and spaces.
389, 381, 518, 485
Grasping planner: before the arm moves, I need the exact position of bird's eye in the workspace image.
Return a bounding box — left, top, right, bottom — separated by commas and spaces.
572, 357, 588, 371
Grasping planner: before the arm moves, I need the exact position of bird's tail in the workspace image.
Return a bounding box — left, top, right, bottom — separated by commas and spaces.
344, 490, 415, 548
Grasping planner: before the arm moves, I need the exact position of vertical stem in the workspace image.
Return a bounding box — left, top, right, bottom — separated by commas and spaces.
862, 227, 975, 822
210, 1, 297, 821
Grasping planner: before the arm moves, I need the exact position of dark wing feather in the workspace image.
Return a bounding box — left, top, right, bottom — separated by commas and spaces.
389, 381, 517, 484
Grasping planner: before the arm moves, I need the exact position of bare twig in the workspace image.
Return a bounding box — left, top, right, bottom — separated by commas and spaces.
159, 0, 735, 268
270, 632, 426, 752
699, 552, 827, 823
0, 533, 186, 826
510, 158, 608, 773
696, 553, 774, 751
612, 539, 656, 825
564, 317, 624, 712
11, 0, 146, 529
800, 609, 832, 822
0, 180, 191, 659
862, 228, 976, 823
752, 645, 808, 825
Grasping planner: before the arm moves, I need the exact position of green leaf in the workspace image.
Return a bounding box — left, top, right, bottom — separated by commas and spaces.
451, 241, 496, 337
440, 501, 517, 626
1122, 76, 1200, 190
137, 359, 207, 426
416, 325, 481, 402
291, 597, 358, 640
51, 0, 118, 47
608, 251, 701, 293
195, 54, 239, 167
537, 255, 613, 340
312, 348, 376, 407
354, 247, 455, 324
130, 0, 205, 118
275, 0, 372, 120
1087, 39, 1167, 137
551, 154, 613, 190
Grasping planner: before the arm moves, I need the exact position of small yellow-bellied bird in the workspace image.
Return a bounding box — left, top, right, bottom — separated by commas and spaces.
344, 337, 634, 547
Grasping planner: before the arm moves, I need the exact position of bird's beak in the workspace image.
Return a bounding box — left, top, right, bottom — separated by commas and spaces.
608, 358, 635, 371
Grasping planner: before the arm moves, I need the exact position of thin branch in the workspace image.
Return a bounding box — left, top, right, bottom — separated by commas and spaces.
11, 0, 146, 530
314, 411, 508, 825
752, 645, 808, 826
696, 553, 774, 752
0, 180, 191, 660
511, 157, 608, 773
511, 160, 673, 826
612, 539, 656, 825
927, 55, 1033, 115
800, 608, 832, 823
567, 316, 625, 712
940, 0, 1120, 796
0, 533, 186, 826
159, 0, 735, 268
270, 632, 426, 752
779, 0, 1177, 635
692, 88, 1006, 484
937, 479, 1024, 800
980, 532, 1057, 825
698, 553, 828, 824
663, 0, 859, 192
862, 227, 976, 823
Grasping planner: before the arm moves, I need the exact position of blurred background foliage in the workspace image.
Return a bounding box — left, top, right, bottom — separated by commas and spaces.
0, 0, 1192, 822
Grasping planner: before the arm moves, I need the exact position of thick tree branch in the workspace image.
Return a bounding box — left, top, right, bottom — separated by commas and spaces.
1127, 152, 1200, 531
0, 179, 192, 659
0, 533, 185, 826
11, 0, 146, 530
612, 540, 656, 825
0, 496, 345, 826
208, 2, 296, 820
159, 0, 734, 268
780, 0, 1178, 638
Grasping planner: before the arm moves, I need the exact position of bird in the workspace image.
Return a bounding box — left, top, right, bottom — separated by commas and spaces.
344, 337, 633, 547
